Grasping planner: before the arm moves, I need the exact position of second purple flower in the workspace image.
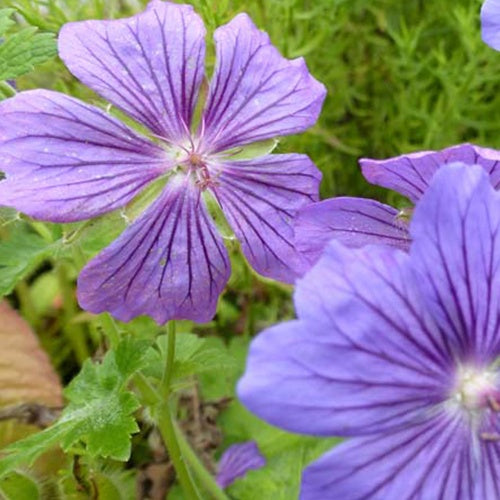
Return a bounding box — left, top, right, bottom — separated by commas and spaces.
0, 0, 325, 323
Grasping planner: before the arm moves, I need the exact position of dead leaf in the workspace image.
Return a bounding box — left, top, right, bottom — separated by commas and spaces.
0, 301, 62, 408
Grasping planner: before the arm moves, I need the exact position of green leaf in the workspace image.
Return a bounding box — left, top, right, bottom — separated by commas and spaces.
0, 28, 57, 80
0, 471, 40, 500
0, 8, 57, 81
0, 9, 15, 37
0, 338, 153, 476
152, 333, 237, 383
0, 222, 54, 297
92, 469, 136, 500
227, 437, 336, 499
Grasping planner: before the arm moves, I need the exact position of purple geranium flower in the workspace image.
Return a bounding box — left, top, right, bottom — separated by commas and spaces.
239, 163, 500, 498
0, 1, 325, 323
216, 441, 266, 489
482, 0, 500, 50
296, 143, 500, 266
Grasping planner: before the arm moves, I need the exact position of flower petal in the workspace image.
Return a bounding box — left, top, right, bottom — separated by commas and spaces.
300, 411, 477, 500
211, 154, 320, 282
295, 197, 410, 266
0, 90, 165, 222
410, 163, 500, 361
239, 241, 461, 434
201, 14, 325, 153
77, 176, 230, 324
238, 305, 450, 437
360, 143, 500, 203
296, 241, 456, 376
59, 0, 205, 141
216, 441, 266, 489
482, 0, 500, 51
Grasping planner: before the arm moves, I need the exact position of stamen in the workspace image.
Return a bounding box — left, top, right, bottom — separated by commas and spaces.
179, 118, 195, 151
480, 432, 500, 441
488, 395, 500, 412
151, 132, 190, 153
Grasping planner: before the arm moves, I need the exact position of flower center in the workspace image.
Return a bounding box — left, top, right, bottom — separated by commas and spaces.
188, 152, 204, 168
452, 366, 499, 411
172, 146, 216, 191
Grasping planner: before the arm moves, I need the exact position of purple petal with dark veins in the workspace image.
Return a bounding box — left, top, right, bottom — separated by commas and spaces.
77, 176, 230, 324
295, 197, 410, 266
238, 242, 455, 436
216, 441, 266, 489
0, 89, 166, 222
360, 143, 500, 203
482, 0, 500, 51
300, 411, 477, 500
211, 154, 321, 282
59, 0, 205, 141
201, 14, 325, 153
410, 163, 500, 362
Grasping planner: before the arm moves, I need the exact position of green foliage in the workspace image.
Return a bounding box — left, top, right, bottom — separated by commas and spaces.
0, 8, 57, 83
145, 332, 238, 385
0, 222, 55, 297
228, 437, 336, 499
0, 338, 152, 477
0, 471, 40, 499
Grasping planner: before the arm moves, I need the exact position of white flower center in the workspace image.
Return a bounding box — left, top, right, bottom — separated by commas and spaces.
453, 366, 498, 411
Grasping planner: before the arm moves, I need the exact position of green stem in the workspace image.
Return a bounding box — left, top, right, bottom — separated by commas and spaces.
173, 420, 229, 500
156, 405, 201, 500
29, 221, 54, 244
56, 263, 90, 364
97, 312, 120, 349
15, 280, 38, 327
161, 321, 176, 395
133, 372, 159, 406
0, 81, 16, 98
136, 322, 226, 499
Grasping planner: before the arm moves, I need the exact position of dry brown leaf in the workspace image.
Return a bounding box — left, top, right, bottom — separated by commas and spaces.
0, 301, 62, 408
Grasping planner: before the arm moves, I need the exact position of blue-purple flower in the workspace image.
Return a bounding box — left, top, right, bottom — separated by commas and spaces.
296, 143, 500, 266
0, 1, 325, 323
239, 163, 500, 498
482, 0, 500, 50
216, 441, 266, 489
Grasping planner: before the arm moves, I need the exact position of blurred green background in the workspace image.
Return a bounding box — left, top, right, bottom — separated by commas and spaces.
8, 0, 500, 205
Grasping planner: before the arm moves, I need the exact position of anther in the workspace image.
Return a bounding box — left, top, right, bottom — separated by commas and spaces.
488, 395, 500, 412
480, 432, 500, 441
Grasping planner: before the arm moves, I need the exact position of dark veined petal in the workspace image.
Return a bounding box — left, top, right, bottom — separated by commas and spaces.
482, 0, 500, 51
360, 143, 500, 203
59, 0, 205, 141
477, 416, 500, 498
0, 90, 166, 222
300, 411, 477, 500
295, 197, 410, 266
295, 241, 457, 379
240, 242, 456, 437
201, 14, 325, 153
211, 154, 321, 282
216, 441, 266, 489
238, 309, 450, 437
410, 163, 500, 362
77, 176, 230, 324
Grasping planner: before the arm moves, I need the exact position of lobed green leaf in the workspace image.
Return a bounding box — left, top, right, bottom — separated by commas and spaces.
0, 338, 153, 476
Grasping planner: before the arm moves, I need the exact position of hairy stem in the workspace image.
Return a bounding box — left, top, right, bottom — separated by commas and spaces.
156, 404, 201, 500
173, 420, 229, 500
